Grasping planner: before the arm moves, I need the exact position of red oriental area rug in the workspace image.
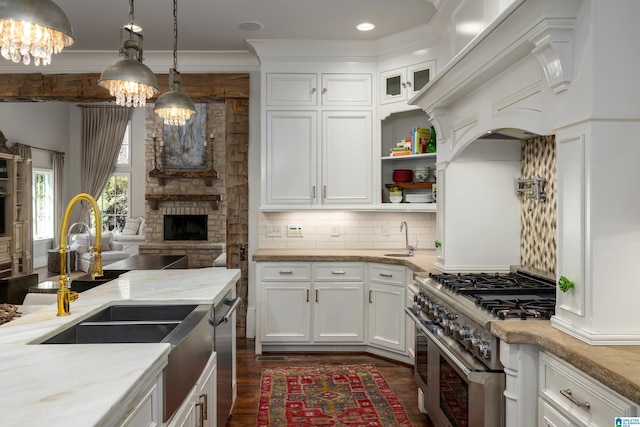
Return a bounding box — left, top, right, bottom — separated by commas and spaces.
257, 364, 413, 426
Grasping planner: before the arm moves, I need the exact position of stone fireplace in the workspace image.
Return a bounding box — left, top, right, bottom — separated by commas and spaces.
138, 102, 227, 268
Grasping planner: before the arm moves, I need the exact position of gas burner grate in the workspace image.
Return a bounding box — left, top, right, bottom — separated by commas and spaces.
474, 297, 556, 320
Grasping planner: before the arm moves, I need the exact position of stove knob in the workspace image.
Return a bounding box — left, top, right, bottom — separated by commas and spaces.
429, 308, 443, 322
473, 339, 492, 359
445, 321, 460, 337
466, 334, 480, 351
453, 325, 471, 341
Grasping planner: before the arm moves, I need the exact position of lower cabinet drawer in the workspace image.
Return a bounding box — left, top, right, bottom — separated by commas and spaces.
539, 352, 637, 426
313, 263, 363, 281
368, 264, 406, 285
258, 263, 311, 281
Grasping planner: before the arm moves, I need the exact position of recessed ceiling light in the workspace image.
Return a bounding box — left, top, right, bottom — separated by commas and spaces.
357, 22, 375, 31
239, 21, 264, 31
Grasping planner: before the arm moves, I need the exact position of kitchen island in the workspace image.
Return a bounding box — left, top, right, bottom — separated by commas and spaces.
0, 267, 240, 427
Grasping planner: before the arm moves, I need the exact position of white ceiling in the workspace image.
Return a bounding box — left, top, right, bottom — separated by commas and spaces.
54, 0, 438, 52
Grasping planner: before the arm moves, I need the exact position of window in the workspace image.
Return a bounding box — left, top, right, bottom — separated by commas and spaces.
96, 121, 132, 231
33, 169, 54, 240
117, 121, 131, 165
97, 174, 129, 231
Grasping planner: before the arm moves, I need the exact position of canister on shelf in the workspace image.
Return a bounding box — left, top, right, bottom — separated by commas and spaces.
389, 186, 403, 203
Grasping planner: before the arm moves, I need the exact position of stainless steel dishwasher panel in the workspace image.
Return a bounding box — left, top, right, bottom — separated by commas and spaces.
210, 291, 241, 427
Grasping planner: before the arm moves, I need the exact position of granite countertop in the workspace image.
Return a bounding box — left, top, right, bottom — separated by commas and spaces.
0, 267, 241, 427
253, 248, 640, 405
252, 248, 440, 274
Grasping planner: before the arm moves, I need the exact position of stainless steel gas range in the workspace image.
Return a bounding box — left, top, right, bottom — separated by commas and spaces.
405, 266, 556, 427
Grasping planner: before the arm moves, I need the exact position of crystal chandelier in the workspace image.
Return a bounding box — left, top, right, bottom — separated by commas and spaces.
0, 0, 74, 66
153, 0, 195, 126
98, 0, 158, 108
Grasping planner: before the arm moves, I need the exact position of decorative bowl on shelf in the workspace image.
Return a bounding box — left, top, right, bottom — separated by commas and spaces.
392, 169, 413, 183
414, 167, 431, 182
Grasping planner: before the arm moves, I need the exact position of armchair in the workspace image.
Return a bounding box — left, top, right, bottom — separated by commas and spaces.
70, 231, 129, 272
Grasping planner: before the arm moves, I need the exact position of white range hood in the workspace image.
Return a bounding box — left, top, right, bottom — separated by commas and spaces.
410, 0, 640, 345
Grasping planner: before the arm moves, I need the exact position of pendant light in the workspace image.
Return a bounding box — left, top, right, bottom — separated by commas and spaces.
98, 0, 158, 108
0, 0, 74, 66
153, 0, 195, 126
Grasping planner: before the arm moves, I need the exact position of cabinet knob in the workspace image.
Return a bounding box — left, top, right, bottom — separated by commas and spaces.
406, 81, 412, 87
311, 87, 316, 93
322, 88, 327, 94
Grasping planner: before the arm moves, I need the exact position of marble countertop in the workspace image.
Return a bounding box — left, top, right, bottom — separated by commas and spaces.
253, 248, 640, 405
0, 267, 241, 427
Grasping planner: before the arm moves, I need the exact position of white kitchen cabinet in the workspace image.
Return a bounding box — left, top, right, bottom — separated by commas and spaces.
258, 262, 365, 345
265, 111, 317, 205
266, 73, 317, 106
262, 71, 374, 210
263, 110, 372, 207
168, 352, 217, 427
538, 352, 638, 427
120, 373, 163, 427
321, 73, 372, 106
367, 263, 407, 353
380, 61, 435, 105
321, 110, 372, 205
312, 263, 365, 342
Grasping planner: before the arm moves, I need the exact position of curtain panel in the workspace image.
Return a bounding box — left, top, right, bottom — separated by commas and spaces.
79, 105, 131, 225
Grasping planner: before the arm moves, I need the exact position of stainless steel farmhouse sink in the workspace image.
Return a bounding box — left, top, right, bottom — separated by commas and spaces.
39, 303, 214, 422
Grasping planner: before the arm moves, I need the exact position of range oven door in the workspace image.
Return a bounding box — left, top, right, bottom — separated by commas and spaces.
406, 307, 505, 427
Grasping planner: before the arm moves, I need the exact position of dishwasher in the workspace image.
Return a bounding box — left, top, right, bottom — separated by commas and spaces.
209, 291, 241, 427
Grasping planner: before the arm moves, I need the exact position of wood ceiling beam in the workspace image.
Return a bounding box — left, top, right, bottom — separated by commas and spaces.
0, 72, 250, 102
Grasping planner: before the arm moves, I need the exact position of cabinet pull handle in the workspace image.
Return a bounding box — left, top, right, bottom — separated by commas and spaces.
315, 289, 318, 302
323, 185, 327, 199
369, 290, 373, 303
306, 289, 309, 302
331, 270, 345, 275
379, 273, 393, 278
560, 389, 590, 409
279, 270, 293, 275
199, 393, 208, 420
311, 185, 316, 199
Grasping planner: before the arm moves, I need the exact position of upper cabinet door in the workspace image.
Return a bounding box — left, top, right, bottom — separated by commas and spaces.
265, 111, 318, 205
380, 61, 435, 105
321, 74, 372, 106
266, 73, 318, 106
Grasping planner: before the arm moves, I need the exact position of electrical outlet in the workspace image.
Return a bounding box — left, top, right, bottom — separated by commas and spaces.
266, 224, 282, 237
287, 225, 303, 237
330, 224, 340, 237
382, 223, 389, 236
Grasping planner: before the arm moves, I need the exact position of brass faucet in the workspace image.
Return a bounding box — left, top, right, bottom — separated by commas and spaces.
57, 193, 104, 316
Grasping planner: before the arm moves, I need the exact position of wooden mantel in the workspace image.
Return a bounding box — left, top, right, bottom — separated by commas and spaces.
148, 169, 219, 186
145, 194, 222, 210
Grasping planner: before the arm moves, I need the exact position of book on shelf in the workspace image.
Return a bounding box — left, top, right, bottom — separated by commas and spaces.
411, 127, 431, 154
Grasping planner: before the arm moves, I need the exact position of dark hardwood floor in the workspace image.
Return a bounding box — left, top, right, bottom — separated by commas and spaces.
227, 338, 434, 426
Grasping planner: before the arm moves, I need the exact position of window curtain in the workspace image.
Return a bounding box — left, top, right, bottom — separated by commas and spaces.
79, 105, 130, 226
52, 152, 64, 247
12, 144, 33, 270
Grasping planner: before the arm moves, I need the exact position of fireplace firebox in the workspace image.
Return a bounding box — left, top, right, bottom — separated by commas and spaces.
164, 215, 208, 241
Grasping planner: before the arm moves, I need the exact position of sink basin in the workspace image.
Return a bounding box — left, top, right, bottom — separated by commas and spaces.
70, 269, 128, 293
39, 303, 214, 422
42, 321, 181, 344
384, 253, 414, 257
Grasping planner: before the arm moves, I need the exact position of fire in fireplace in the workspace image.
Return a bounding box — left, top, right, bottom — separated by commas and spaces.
164, 215, 208, 241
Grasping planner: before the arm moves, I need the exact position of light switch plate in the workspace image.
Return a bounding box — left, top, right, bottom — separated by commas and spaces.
287, 225, 303, 237
266, 225, 282, 237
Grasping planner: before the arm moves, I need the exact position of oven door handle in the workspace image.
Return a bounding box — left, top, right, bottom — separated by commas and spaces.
405, 307, 472, 376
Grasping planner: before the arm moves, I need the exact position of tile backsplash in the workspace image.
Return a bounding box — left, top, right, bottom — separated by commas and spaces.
520, 135, 557, 273
258, 211, 436, 251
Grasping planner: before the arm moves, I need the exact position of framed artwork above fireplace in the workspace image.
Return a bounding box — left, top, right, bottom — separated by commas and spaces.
162, 103, 207, 169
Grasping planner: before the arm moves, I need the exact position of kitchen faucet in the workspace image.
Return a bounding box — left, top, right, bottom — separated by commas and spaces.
57, 193, 104, 317
401, 221, 417, 255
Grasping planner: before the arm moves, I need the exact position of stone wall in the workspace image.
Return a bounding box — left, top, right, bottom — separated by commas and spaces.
139, 102, 227, 268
